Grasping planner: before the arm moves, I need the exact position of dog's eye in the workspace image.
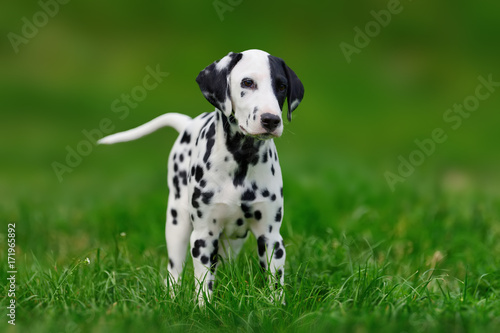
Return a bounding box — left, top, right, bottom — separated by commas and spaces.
241, 79, 255, 89
278, 84, 287, 92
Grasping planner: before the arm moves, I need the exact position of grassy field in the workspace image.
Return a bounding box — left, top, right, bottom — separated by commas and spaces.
2, 1, 500, 332
2, 149, 500, 332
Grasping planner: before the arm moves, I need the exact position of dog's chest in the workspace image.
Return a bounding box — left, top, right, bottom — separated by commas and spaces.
169, 112, 282, 217
189, 143, 269, 205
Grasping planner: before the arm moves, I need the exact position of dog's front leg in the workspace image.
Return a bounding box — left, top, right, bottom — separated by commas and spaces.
257, 232, 286, 304
250, 204, 286, 304
190, 227, 219, 304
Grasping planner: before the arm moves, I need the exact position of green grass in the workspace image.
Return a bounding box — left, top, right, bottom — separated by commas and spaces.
3, 1, 500, 331
2, 153, 500, 333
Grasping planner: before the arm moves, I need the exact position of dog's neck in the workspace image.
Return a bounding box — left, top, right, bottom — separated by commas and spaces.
217, 110, 271, 187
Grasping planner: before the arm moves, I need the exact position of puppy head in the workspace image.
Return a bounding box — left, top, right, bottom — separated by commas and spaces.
196, 49, 304, 139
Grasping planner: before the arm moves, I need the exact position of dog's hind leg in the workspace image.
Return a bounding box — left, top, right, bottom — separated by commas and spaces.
249, 202, 286, 304
164, 194, 192, 295
189, 226, 221, 305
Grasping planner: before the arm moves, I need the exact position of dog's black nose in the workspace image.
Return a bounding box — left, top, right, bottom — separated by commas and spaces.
261, 113, 281, 132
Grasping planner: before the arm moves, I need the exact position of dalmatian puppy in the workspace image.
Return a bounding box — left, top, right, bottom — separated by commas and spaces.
99, 49, 304, 303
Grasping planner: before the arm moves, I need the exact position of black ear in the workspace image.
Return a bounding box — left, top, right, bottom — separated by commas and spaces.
283, 61, 304, 122
196, 52, 243, 116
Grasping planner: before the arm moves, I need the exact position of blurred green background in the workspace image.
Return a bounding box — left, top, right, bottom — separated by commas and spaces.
1, 0, 500, 255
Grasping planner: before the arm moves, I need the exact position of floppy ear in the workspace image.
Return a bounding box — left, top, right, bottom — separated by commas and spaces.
282, 61, 304, 122
196, 52, 243, 116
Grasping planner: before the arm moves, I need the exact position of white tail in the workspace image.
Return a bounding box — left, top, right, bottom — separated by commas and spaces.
98, 113, 192, 145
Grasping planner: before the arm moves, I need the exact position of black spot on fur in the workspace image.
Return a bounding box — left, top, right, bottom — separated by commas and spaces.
197, 210, 203, 218
236, 218, 244, 226
271, 194, 277, 201
195, 165, 204, 183
257, 235, 267, 257
173, 176, 180, 199
262, 189, 270, 197
195, 239, 206, 249
241, 189, 256, 201
241, 203, 253, 218
271, 165, 275, 176
179, 170, 188, 186
275, 207, 282, 222
171, 208, 178, 224
192, 187, 201, 208
169, 259, 174, 269
262, 151, 268, 163
254, 210, 262, 220
201, 191, 214, 205
191, 239, 207, 258
274, 242, 284, 259
206, 122, 216, 139
201, 255, 209, 265
204, 135, 215, 164
180, 132, 191, 144
210, 240, 219, 273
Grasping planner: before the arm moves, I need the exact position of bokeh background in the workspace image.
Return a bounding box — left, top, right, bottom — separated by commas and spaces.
1, 0, 500, 269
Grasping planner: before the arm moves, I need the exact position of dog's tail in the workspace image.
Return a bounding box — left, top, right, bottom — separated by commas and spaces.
98, 113, 192, 145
